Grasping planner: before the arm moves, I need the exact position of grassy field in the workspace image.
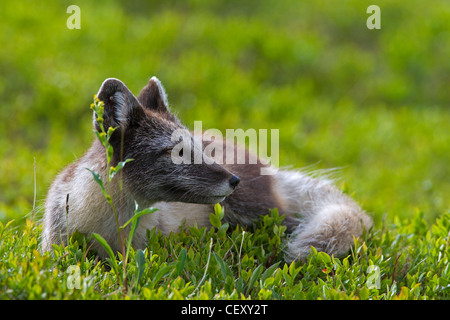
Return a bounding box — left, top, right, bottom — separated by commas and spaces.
0, 0, 449, 300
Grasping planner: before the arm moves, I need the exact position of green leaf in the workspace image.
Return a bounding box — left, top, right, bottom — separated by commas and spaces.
176, 248, 187, 277
109, 158, 134, 180
359, 286, 370, 300
214, 203, 224, 220
217, 223, 229, 238
123, 204, 158, 265
121, 204, 158, 231
282, 272, 293, 287
246, 264, 263, 296
153, 265, 173, 283
92, 233, 119, 274
209, 213, 222, 228
213, 252, 231, 281
236, 277, 246, 294
135, 249, 146, 286
261, 262, 281, 282
86, 169, 110, 203
318, 251, 332, 267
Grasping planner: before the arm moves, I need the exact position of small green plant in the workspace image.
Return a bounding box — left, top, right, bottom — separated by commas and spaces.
88, 95, 133, 250
87, 96, 157, 293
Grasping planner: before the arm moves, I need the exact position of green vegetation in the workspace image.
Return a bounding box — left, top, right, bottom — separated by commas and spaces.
1, 207, 450, 299
0, 0, 449, 299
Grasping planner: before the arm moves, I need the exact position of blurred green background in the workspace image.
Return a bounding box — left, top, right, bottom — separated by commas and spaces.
0, 0, 449, 227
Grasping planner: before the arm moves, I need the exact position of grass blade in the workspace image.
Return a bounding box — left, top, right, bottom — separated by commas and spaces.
213, 252, 231, 281
92, 233, 119, 274
246, 264, 263, 296
135, 249, 146, 286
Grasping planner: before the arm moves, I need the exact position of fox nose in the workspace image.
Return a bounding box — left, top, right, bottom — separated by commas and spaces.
229, 174, 240, 189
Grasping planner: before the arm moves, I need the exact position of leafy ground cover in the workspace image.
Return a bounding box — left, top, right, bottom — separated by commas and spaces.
1, 206, 450, 300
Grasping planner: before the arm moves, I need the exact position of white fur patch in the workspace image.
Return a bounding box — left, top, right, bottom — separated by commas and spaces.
113, 91, 128, 124
150, 76, 169, 108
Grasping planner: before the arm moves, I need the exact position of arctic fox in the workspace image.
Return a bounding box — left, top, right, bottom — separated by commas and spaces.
41, 77, 372, 261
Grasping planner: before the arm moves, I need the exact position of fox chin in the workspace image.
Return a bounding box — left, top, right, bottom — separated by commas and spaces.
41, 76, 372, 262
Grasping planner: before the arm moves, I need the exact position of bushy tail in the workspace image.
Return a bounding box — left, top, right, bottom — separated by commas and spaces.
274, 169, 372, 261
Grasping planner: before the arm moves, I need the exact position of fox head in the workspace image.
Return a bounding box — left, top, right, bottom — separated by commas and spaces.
94, 77, 240, 206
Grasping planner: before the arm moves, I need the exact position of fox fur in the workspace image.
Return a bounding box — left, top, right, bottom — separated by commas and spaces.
41, 77, 372, 261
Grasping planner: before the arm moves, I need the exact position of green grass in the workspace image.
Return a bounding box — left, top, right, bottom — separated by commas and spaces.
1, 208, 450, 299
0, 0, 449, 299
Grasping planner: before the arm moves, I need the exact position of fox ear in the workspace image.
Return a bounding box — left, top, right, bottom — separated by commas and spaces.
95, 78, 144, 132
137, 76, 170, 114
